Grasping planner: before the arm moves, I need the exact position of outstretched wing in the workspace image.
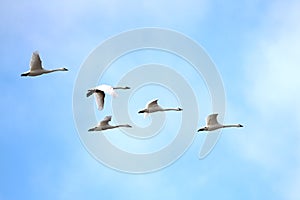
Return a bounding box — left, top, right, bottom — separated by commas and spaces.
96, 84, 118, 97
206, 113, 219, 126
30, 51, 43, 71
99, 115, 112, 126
94, 90, 105, 110
147, 99, 159, 108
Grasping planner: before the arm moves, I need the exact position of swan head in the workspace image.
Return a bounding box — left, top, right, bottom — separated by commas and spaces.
238, 124, 243, 127
197, 127, 208, 132
61, 67, 68, 71
124, 86, 130, 89
177, 108, 183, 111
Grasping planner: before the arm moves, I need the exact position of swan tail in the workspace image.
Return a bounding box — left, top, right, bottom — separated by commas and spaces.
86, 90, 95, 97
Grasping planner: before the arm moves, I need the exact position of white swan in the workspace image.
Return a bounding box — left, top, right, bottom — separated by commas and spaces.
21, 51, 68, 76
138, 99, 182, 117
198, 113, 243, 132
88, 116, 132, 131
86, 84, 130, 110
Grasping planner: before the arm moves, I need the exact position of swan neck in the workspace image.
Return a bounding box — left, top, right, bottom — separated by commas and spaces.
116, 124, 130, 128
45, 68, 66, 73
163, 108, 179, 111
223, 124, 240, 128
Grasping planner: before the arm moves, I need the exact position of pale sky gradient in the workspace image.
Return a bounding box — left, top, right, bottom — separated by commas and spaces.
1, 0, 300, 199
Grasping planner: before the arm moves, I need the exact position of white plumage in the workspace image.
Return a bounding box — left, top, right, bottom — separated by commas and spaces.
198, 113, 243, 132
21, 51, 68, 77
138, 99, 182, 118
86, 84, 130, 110
88, 115, 132, 131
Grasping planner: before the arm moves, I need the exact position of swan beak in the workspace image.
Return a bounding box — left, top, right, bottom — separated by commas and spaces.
138, 110, 145, 114
238, 124, 243, 127
178, 108, 183, 111
63, 68, 68, 71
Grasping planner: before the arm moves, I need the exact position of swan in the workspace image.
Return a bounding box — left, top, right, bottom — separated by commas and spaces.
197, 113, 243, 132
86, 84, 130, 110
138, 99, 182, 117
21, 51, 68, 76
88, 116, 132, 131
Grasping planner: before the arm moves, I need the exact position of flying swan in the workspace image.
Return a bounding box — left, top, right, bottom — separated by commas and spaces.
88, 116, 132, 131
21, 51, 68, 76
138, 99, 182, 117
86, 84, 130, 110
198, 113, 243, 132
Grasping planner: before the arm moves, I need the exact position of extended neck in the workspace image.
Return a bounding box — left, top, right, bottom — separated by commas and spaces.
162, 108, 182, 111
113, 86, 130, 89
44, 68, 68, 73
116, 124, 132, 128
223, 124, 243, 128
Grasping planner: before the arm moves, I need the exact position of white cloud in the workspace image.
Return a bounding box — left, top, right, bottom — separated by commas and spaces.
245, 0, 300, 119
232, 1, 300, 199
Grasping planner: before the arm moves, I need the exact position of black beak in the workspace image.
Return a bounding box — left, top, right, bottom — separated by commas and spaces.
138, 110, 144, 114
197, 128, 205, 132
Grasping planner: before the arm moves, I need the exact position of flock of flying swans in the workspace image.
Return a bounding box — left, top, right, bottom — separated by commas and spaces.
21, 51, 244, 132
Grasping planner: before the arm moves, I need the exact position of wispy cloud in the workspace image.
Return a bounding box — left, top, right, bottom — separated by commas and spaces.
232, 0, 300, 199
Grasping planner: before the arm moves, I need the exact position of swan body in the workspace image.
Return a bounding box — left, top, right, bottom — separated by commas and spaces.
88, 116, 132, 131
86, 84, 130, 110
198, 113, 243, 132
21, 51, 68, 77
138, 99, 182, 118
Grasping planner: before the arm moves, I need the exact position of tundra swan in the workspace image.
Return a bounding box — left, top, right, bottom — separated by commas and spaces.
86, 84, 130, 110
88, 116, 132, 131
138, 99, 182, 117
21, 51, 68, 76
198, 113, 243, 132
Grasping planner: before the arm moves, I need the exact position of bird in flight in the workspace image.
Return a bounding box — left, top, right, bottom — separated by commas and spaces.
198, 113, 243, 132
138, 99, 182, 118
88, 115, 132, 131
21, 51, 68, 77
86, 84, 130, 110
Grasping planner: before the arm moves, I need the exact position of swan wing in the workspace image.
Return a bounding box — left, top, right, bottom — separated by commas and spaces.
94, 90, 105, 110
96, 84, 118, 97
30, 51, 43, 71
147, 99, 159, 108
99, 115, 112, 126
206, 114, 219, 126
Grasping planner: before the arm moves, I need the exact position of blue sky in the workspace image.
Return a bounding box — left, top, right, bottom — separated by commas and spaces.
1, 0, 300, 199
